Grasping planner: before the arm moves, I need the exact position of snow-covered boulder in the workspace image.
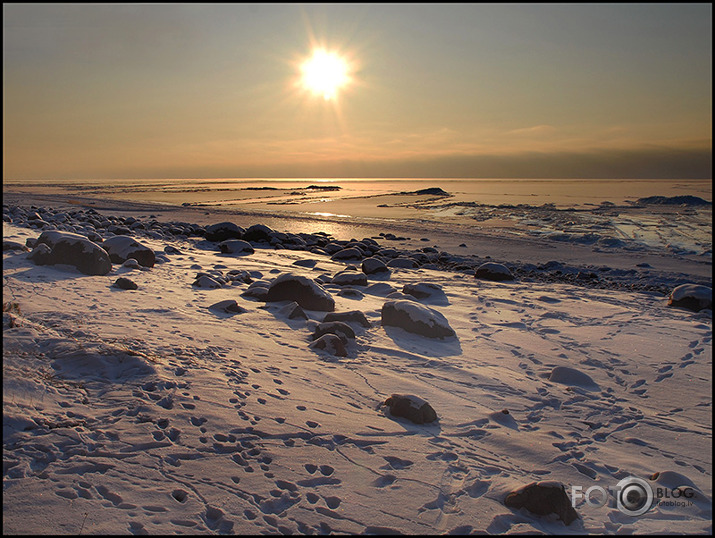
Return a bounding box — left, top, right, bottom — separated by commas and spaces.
548, 366, 599, 390
208, 299, 247, 314
331, 271, 368, 287
265, 273, 335, 311
504, 481, 579, 525
218, 239, 255, 255
381, 299, 455, 339
35, 230, 112, 276
383, 394, 437, 424
402, 282, 448, 304
102, 235, 156, 267
668, 284, 712, 312
475, 262, 514, 281
312, 321, 355, 343
309, 334, 347, 357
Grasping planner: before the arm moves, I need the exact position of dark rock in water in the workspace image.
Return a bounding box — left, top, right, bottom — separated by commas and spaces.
414, 187, 449, 196
218, 239, 255, 255
504, 481, 579, 525
475, 262, 514, 282
35, 230, 112, 276
265, 273, 335, 311
208, 299, 247, 314
381, 300, 455, 339
636, 195, 711, 206
243, 224, 273, 243
323, 310, 371, 328
668, 284, 712, 312
309, 334, 347, 357
383, 394, 438, 424
102, 235, 156, 267
312, 321, 355, 343
113, 277, 138, 290
279, 301, 308, 320
205, 222, 244, 242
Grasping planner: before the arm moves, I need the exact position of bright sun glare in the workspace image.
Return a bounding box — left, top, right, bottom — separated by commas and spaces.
300, 49, 350, 100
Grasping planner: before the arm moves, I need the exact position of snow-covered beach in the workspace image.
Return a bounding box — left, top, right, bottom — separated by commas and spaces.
3, 180, 712, 535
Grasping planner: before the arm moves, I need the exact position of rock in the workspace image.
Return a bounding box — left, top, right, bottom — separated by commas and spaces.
35, 231, 112, 276
475, 262, 514, 281
381, 300, 455, 339
548, 366, 599, 390
504, 481, 579, 525
292, 258, 317, 268
193, 275, 223, 288
331, 271, 368, 286
323, 310, 371, 328
122, 258, 141, 269
337, 288, 365, 300
3, 240, 29, 252
265, 273, 335, 311
668, 284, 712, 312
208, 299, 247, 313
205, 222, 244, 242
361, 257, 390, 275
218, 239, 255, 255
102, 235, 156, 267
241, 285, 269, 301
309, 334, 347, 357
27, 243, 53, 265
279, 301, 308, 320
331, 247, 364, 262
312, 321, 355, 343
386, 257, 419, 269
402, 282, 447, 302
383, 394, 437, 424
242, 224, 273, 243
113, 277, 138, 290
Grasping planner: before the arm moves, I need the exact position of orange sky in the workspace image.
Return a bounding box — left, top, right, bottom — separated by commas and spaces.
3, 4, 712, 180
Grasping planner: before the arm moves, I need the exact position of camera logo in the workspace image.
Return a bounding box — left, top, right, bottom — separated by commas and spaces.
614, 477, 653, 517
571, 476, 695, 517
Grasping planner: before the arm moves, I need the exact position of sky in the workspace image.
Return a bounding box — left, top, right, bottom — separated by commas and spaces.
3, 3, 712, 181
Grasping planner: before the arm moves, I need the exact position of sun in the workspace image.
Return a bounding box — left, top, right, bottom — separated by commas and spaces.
300, 49, 350, 100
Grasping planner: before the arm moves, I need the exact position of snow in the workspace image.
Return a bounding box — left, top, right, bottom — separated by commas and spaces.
2, 198, 712, 535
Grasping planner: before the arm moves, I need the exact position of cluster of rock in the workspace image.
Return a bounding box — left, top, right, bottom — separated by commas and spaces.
5, 203, 709, 295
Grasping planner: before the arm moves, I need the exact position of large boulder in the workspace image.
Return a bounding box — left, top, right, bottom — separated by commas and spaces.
265, 273, 335, 311
35, 231, 112, 276
102, 235, 156, 267
205, 222, 244, 242
475, 262, 514, 281
668, 284, 712, 312
383, 394, 437, 424
504, 481, 579, 525
381, 300, 455, 339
